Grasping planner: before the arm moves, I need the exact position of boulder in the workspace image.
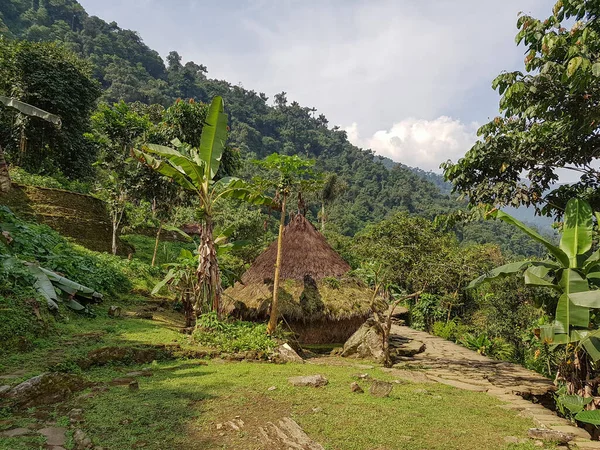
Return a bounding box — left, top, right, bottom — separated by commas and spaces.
288, 375, 328, 388
276, 344, 304, 363
341, 318, 384, 362
350, 382, 364, 393
369, 380, 393, 398
259, 417, 324, 450
393, 340, 426, 357
4, 373, 87, 408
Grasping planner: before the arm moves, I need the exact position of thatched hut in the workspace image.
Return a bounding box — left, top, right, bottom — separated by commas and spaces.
224, 214, 372, 344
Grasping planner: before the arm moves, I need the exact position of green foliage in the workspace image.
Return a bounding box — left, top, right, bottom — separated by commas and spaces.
468, 199, 600, 361
0, 37, 100, 177
409, 294, 445, 331
9, 166, 91, 193
322, 277, 341, 289
194, 313, 277, 353
442, 1, 600, 216
431, 320, 469, 342
460, 333, 514, 361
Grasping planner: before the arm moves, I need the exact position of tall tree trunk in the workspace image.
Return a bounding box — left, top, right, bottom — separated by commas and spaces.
321, 202, 325, 232
151, 222, 162, 267
267, 194, 287, 335
0, 145, 11, 194
111, 218, 118, 256
197, 217, 222, 319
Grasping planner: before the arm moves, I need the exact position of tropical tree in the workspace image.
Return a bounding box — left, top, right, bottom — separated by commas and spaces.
0, 95, 61, 193
134, 96, 270, 318
254, 153, 318, 334
442, 1, 600, 217
469, 198, 600, 397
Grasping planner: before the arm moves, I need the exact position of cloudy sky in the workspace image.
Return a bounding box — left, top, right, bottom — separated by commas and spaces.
79, 0, 551, 172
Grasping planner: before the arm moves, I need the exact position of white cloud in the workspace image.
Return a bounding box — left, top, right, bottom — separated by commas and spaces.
345, 117, 479, 172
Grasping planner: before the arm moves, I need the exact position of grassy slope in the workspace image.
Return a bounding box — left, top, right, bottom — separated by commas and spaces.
0, 301, 552, 450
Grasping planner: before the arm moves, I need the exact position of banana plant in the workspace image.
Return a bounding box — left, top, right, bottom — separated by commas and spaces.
469, 198, 600, 395
134, 96, 272, 319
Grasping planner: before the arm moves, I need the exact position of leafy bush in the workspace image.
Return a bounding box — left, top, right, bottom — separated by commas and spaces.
193, 313, 277, 353
460, 333, 514, 361
322, 276, 341, 289
409, 293, 445, 331
432, 320, 469, 342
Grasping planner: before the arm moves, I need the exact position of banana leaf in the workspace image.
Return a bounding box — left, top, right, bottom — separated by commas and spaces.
199, 96, 227, 180
560, 198, 593, 267
24, 263, 59, 310
493, 209, 570, 267
0, 96, 61, 127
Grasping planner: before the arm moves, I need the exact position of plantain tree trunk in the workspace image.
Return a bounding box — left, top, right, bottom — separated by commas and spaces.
267, 194, 287, 335
321, 202, 325, 232
197, 217, 222, 319
151, 222, 162, 267
0, 145, 11, 193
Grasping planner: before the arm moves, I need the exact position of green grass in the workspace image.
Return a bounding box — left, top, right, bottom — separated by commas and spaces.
0, 300, 557, 450
39, 361, 547, 450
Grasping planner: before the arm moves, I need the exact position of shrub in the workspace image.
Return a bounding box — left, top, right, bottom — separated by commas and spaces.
409, 293, 445, 331
431, 320, 469, 342
194, 313, 277, 353
460, 333, 514, 361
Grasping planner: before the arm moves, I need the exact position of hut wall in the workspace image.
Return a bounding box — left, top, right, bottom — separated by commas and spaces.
286, 317, 367, 344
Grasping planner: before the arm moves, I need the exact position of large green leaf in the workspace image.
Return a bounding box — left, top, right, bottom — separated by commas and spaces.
523, 265, 559, 289
581, 330, 600, 361
0, 96, 61, 127
467, 260, 558, 289
558, 394, 593, 414
40, 267, 96, 297
133, 148, 196, 192
494, 209, 569, 267
199, 96, 228, 181
555, 269, 590, 333
560, 198, 593, 267
143, 144, 205, 187
569, 290, 600, 309
25, 263, 59, 310
575, 410, 600, 426
151, 269, 176, 295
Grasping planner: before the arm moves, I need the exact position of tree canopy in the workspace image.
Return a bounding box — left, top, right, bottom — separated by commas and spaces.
443, 0, 600, 217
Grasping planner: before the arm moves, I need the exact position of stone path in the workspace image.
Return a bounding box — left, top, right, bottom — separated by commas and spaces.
388, 325, 598, 448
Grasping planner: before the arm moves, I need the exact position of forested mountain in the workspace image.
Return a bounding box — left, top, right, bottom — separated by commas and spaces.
0, 0, 546, 255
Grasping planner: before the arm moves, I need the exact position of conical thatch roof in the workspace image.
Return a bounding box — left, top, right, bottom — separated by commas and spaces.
224, 215, 372, 328
242, 214, 350, 284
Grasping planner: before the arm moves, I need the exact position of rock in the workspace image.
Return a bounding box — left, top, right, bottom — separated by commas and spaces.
5, 372, 87, 408
369, 380, 393, 398
393, 339, 426, 357
341, 318, 385, 362
312, 407, 323, 413
330, 347, 343, 356
134, 312, 153, 320
259, 417, 324, 450
0, 427, 32, 437
107, 306, 121, 318
39, 427, 67, 446
110, 377, 135, 386
353, 373, 370, 380
350, 382, 364, 393
129, 380, 139, 391
288, 375, 328, 388
0, 385, 10, 395
276, 343, 304, 363
68, 408, 84, 423
73, 429, 92, 449
216, 423, 223, 430
268, 386, 277, 391
527, 428, 574, 443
